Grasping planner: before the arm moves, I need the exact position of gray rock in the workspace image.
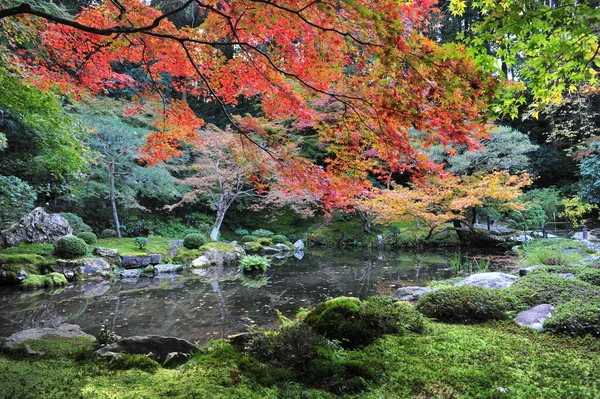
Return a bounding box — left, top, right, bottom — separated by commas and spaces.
116, 268, 146, 279
515, 304, 555, 331
293, 240, 304, 251
191, 256, 211, 268
96, 335, 199, 365
454, 272, 518, 289
148, 254, 162, 265
80, 258, 111, 277
572, 232, 598, 241
154, 264, 184, 275
0, 208, 72, 247
581, 255, 600, 265
293, 250, 305, 260
120, 255, 153, 269
274, 243, 291, 252
201, 246, 245, 266
2, 323, 94, 348
393, 286, 433, 301
168, 240, 183, 258
93, 247, 119, 260
556, 273, 575, 279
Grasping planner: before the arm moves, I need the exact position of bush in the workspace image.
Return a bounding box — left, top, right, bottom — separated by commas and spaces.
53, 236, 88, 259
235, 228, 250, 236
416, 286, 516, 323
60, 212, 93, 235
544, 299, 600, 337
507, 273, 600, 306
239, 255, 270, 273
134, 237, 148, 250
241, 235, 257, 242
0, 176, 36, 229
362, 296, 425, 335
272, 234, 288, 244
183, 233, 207, 249
96, 326, 122, 347
256, 237, 273, 247
252, 229, 274, 238
76, 232, 97, 245
100, 229, 117, 238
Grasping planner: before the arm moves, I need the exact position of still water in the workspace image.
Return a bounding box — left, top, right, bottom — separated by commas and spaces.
0, 249, 465, 344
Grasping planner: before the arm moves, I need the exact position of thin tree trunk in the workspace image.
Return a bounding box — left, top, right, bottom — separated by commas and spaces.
109, 160, 122, 238
210, 203, 227, 240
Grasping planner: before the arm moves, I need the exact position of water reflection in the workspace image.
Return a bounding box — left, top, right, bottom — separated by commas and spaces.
0, 249, 456, 345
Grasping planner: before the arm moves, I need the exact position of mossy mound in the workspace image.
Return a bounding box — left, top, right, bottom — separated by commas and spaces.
543, 299, 600, 337
506, 273, 600, 306
20, 272, 68, 289
416, 286, 517, 323
108, 354, 160, 373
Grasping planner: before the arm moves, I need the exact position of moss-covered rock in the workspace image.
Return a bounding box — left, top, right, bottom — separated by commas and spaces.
543, 299, 600, 337
416, 286, 517, 323
507, 273, 600, 306
20, 272, 68, 289
242, 241, 263, 253
108, 353, 160, 373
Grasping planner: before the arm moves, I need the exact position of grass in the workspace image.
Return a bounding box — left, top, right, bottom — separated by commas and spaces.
1, 321, 599, 398
519, 238, 593, 266
95, 237, 174, 257
0, 244, 54, 257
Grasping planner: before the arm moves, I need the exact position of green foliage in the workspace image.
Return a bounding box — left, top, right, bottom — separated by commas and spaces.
100, 229, 117, 238
544, 299, 600, 338
521, 187, 564, 220
122, 213, 212, 238
53, 236, 87, 259
575, 268, 600, 286
580, 142, 600, 205
362, 296, 425, 335
183, 233, 207, 249
560, 197, 597, 227
59, 213, 92, 235
234, 228, 250, 236
507, 273, 600, 307
239, 255, 270, 273
241, 235, 257, 242
508, 203, 547, 231
242, 241, 263, 253
272, 234, 288, 244
96, 326, 122, 347
519, 238, 589, 266
252, 229, 274, 238
133, 237, 148, 250
416, 286, 517, 323
108, 354, 160, 373
256, 237, 273, 247
76, 232, 97, 245
96, 236, 172, 257
0, 175, 36, 229
20, 272, 68, 289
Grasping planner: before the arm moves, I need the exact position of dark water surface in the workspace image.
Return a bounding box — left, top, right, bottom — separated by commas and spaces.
0, 249, 459, 344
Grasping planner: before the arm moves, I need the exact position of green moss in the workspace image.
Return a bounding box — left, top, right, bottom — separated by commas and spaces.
0, 243, 54, 257
20, 272, 68, 289
256, 237, 273, 247
0, 254, 45, 265
507, 273, 600, 306
171, 247, 203, 264
109, 354, 160, 373
242, 241, 263, 253
544, 299, 600, 337
416, 286, 517, 323
96, 236, 173, 257
199, 242, 237, 253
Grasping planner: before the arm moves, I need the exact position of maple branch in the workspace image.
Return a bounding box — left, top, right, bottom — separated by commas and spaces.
0, 1, 195, 35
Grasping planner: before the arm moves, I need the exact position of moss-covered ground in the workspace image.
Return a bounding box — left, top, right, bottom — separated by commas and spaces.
95, 237, 174, 257
1, 320, 599, 399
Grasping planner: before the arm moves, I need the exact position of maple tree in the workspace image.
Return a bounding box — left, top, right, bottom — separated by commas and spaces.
0, 0, 499, 205
359, 171, 532, 240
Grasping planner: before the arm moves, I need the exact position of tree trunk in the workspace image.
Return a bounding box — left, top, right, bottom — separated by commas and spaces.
109, 160, 122, 238
356, 209, 372, 234
210, 203, 227, 240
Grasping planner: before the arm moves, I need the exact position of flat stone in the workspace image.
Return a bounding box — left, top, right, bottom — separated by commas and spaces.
454, 272, 518, 289
93, 247, 119, 259
2, 323, 94, 348
96, 335, 199, 365
555, 273, 575, 279
148, 254, 162, 265
393, 286, 433, 301
80, 258, 111, 277
515, 304, 555, 331
153, 264, 184, 274
117, 268, 143, 279
120, 255, 152, 269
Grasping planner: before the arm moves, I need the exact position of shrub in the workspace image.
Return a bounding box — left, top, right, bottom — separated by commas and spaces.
507, 273, 600, 306
53, 236, 88, 259
183, 233, 207, 249
134, 237, 148, 250
100, 229, 117, 238
0, 176, 36, 229
96, 326, 122, 347
76, 232, 97, 245
239, 255, 270, 273
241, 235, 257, 242
60, 212, 93, 235
272, 234, 288, 244
109, 353, 160, 373
235, 228, 250, 236
416, 286, 516, 323
252, 229, 274, 238
544, 299, 600, 337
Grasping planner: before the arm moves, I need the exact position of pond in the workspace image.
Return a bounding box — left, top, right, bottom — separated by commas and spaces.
0, 249, 513, 345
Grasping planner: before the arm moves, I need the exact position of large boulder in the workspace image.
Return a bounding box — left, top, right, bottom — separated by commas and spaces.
515, 304, 555, 331
0, 208, 72, 247
80, 258, 112, 277
93, 247, 119, 260
193, 245, 245, 267
454, 272, 518, 289
1, 323, 94, 348
393, 286, 433, 301
96, 335, 199, 365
